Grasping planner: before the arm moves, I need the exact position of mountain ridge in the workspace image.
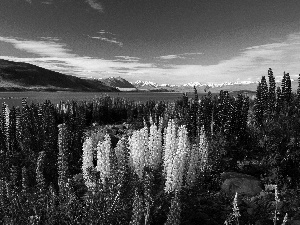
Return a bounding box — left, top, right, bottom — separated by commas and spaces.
0, 59, 118, 92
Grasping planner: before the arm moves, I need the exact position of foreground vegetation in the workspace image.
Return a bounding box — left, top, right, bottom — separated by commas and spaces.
0, 68, 300, 224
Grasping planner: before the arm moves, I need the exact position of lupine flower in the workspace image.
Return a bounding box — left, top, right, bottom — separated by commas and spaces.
114, 137, 128, 170
128, 127, 148, 180
82, 137, 96, 190
148, 124, 163, 170
163, 119, 177, 176
199, 127, 208, 172
233, 192, 240, 219
282, 213, 288, 225
165, 125, 189, 193
57, 124, 69, 197
96, 134, 112, 184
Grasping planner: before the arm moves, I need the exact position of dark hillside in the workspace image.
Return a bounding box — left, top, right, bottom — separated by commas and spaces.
0, 59, 118, 92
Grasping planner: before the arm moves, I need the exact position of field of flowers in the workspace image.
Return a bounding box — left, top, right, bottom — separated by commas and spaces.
0, 68, 300, 224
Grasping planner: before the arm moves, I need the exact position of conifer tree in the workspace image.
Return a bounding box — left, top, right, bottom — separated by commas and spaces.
254, 76, 268, 124
188, 87, 199, 139
281, 72, 292, 103
276, 86, 283, 114
260, 76, 269, 111
268, 68, 276, 113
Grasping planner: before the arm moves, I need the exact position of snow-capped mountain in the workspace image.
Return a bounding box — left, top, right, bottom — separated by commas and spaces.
130, 79, 262, 92
133, 80, 259, 88
134, 80, 160, 88
98, 76, 136, 88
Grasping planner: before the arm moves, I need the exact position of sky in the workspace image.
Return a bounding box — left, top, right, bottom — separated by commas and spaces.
1, 0, 300, 85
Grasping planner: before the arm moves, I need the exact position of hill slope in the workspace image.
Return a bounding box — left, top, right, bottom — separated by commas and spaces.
0, 59, 118, 92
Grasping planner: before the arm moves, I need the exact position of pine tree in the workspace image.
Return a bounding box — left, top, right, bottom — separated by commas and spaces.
260, 76, 269, 112
254, 76, 268, 124
268, 68, 276, 113
276, 86, 283, 114
281, 72, 292, 103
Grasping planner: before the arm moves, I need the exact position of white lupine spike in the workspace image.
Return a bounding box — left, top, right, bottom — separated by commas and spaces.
82, 137, 96, 190
128, 129, 146, 180
149, 115, 154, 125
164, 124, 189, 193
128, 123, 164, 180
199, 128, 208, 172
96, 134, 111, 184
148, 124, 163, 169
163, 119, 177, 175
141, 127, 150, 168
114, 137, 127, 169
186, 126, 208, 187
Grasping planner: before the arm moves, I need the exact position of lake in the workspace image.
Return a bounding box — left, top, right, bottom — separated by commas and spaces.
0, 91, 203, 107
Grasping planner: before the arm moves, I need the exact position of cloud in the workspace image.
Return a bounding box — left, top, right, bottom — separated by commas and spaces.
158, 55, 185, 60
85, 0, 103, 13
0, 37, 76, 58
89, 36, 123, 47
88, 31, 123, 47
157, 52, 203, 60
0, 36, 153, 80
161, 33, 300, 84
25, 0, 32, 3
115, 56, 140, 62
1, 33, 300, 85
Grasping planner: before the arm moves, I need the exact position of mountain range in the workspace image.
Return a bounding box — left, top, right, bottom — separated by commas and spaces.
0, 59, 118, 92
0, 59, 298, 94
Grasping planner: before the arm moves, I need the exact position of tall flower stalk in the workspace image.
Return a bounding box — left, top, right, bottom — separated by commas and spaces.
164, 124, 189, 193
82, 137, 96, 190
96, 134, 112, 184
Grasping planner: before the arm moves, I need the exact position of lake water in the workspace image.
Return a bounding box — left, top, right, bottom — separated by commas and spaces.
0, 91, 201, 107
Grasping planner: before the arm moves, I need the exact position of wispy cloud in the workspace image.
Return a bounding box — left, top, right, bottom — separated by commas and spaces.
88, 30, 123, 47
89, 36, 123, 47
0, 36, 152, 80
85, 0, 103, 13
115, 56, 140, 62
0, 37, 76, 58
25, 0, 32, 3
1, 33, 300, 85
158, 55, 185, 60
157, 52, 203, 60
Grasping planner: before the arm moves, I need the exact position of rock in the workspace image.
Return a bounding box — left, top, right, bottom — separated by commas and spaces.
221, 172, 262, 197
